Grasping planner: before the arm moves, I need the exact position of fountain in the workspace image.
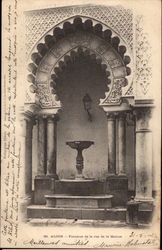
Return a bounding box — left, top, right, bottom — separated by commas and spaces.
44, 140, 113, 211
66, 140, 94, 179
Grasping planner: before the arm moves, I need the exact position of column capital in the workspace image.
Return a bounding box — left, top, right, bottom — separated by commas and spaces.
47, 114, 60, 123
19, 112, 35, 137
36, 114, 47, 121
133, 107, 153, 131
133, 106, 153, 119
114, 111, 127, 120
106, 112, 116, 120
20, 110, 36, 124
36, 114, 60, 122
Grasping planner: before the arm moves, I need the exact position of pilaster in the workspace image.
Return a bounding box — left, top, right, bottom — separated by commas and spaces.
134, 106, 154, 204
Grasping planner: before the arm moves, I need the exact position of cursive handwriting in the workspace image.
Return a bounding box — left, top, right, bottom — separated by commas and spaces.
24, 239, 60, 246
1, 0, 19, 247
125, 238, 159, 247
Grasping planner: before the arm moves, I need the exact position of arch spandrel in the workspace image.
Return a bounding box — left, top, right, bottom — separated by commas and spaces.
26, 16, 133, 112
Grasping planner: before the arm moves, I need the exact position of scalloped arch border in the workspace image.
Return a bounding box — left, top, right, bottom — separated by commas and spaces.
26, 16, 133, 110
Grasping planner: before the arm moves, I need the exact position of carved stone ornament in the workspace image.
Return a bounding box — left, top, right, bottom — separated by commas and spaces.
135, 15, 152, 98
67, 32, 92, 48
25, 5, 133, 54
108, 58, 123, 68
100, 78, 126, 105
25, 91, 34, 103
34, 33, 128, 108
37, 83, 53, 107
124, 85, 133, 96
26, 11, 133, 109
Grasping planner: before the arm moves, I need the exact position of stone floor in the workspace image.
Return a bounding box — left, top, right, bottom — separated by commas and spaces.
27, 218, 151, 229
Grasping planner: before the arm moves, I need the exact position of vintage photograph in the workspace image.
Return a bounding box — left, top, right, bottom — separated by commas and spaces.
1, 0, 161, 248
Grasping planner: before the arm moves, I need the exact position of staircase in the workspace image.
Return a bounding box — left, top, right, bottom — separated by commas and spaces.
27, 178, 127, 221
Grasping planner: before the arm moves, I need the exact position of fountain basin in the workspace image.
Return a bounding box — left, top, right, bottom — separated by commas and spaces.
66, 141, 94, 149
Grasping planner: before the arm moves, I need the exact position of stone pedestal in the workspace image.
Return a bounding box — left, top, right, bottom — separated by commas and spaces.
126, 197, 141, 225
34, 176, 55, 204
105, 175, 128, 206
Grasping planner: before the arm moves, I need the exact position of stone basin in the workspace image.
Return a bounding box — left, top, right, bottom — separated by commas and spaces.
66, 140, 94, 150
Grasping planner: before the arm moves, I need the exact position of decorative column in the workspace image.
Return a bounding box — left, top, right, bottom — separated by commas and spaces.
37, 116, 46, 175
105, 111, 128, 206
118, 112, 126, 175
20, 112, 35, 204
107, 112, 116, 175
134, 107, 153, 201
46, 115, 59, 179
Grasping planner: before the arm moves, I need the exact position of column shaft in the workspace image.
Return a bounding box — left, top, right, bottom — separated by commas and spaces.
107, 113, 116, 174
37, 117, 46, 175
118, 113, 126, 175
20, 115, 34, 199
46, 116, 58, 178
25, 120, 33, 195
135, 107, 153, 200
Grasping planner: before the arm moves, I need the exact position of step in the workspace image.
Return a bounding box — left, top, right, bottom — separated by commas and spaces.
28, 218, 128, 227
27, 205, 127, 221
54, 179, 105, 196
45, 194, 113, 208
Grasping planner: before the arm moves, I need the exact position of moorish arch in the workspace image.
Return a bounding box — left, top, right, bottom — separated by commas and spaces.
20, 14, 154, 222
26, 16, 132, 114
